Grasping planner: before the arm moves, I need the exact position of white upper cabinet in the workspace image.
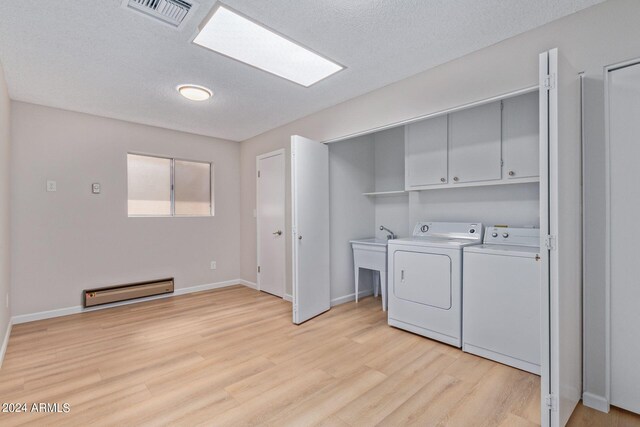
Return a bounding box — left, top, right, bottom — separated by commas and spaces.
403, 92, 539, 191
404, 115, 448, 189
448, 101, 502, 184
502, 92, 540, 179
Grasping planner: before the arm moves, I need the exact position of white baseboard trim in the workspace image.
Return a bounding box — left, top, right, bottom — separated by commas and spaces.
282, 291, 371, 305
12, 279, 254, 325
173, 279, 243, 297
237, 280, 257, 290
331, 289, 374, 307
0, 319, 12, 369
582, 392, 610, 413
12, 305, 81, 325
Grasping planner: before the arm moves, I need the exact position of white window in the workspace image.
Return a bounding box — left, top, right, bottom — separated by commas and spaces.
127, 154, 213, 217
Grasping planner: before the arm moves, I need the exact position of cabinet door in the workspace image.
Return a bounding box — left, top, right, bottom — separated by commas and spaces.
503, 92, 539, 179
404, 115, 448, 188
448, 101, 502, 184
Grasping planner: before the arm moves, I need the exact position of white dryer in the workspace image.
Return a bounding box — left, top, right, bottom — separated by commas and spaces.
387, 222, 483, 347
462, 227, 541, 374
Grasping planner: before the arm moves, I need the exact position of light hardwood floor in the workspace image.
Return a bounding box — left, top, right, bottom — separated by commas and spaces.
0, 285, 637, 426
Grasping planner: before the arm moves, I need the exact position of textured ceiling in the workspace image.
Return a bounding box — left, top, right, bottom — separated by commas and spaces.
0, 0, 604, 141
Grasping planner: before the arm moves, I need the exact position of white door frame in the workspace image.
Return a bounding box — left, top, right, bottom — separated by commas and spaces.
256, 148, 286, 298
539, 50, 552, 427
603, 56, 640, 414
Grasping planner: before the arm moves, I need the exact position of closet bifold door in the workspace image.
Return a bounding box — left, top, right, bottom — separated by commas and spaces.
291, 135, 331, 324
607, 60, 640, 415
539, 48, 582, 427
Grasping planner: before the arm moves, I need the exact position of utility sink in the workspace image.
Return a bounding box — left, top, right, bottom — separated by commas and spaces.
349, 238, 389, 247
350, 238, 388, 310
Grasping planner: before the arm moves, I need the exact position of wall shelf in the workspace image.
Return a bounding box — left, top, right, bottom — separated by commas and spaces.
407, 176, 540, 192
362, 190, 408, 197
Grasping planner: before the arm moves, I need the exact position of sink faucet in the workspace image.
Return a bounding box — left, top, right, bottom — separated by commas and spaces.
380, 225, 397, 240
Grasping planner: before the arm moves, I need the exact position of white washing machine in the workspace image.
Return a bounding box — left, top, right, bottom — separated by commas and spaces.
462, 226, 541, 374
387, 222, 483, 347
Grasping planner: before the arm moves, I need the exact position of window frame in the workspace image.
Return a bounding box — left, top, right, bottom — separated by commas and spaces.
127, 152, 214, 218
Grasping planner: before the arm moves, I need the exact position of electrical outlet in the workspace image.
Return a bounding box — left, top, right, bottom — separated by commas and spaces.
210, 261, 217, 270
46, 180, 57, 192
92, 183, 101, 194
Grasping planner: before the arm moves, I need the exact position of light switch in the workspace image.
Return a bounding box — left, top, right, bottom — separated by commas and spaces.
46, 180, 57, 192
92, 183, 101, 194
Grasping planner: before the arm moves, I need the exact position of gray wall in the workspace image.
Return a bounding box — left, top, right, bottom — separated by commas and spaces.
240, 0, 640, 404
0, 63, 10, 351
372, 128, 411, 241
329, 136, 376, 302
582, 76, 607, 399
10, 102, 241, 316
409, 183, 540, 228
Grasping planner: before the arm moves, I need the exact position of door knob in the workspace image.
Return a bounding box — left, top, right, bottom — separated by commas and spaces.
273, 230, 282, 236
508, 171, 515, 177
440, 177, 446, 183
298, 235, 303, 240
453, 176, 459, 182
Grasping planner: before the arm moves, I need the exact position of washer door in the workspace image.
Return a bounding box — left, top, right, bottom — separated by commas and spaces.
393, 250, 452, 309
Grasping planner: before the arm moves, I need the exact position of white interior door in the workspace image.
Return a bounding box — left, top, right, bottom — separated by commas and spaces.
291, 135, 330, 324
257, 150, 285, 298
540, 48, 583, 427
607, 61, 640, 415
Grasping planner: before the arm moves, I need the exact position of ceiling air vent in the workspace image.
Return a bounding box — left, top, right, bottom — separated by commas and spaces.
123, 0, 197, 29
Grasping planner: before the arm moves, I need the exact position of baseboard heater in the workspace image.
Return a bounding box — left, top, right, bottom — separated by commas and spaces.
84, 278, 174, 307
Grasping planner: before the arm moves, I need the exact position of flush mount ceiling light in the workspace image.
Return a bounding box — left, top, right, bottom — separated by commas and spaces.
193, 5, 344, 87
177, 84, 213, 101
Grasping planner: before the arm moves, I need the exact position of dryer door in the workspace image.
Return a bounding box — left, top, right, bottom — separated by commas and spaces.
393, 250, 452, 309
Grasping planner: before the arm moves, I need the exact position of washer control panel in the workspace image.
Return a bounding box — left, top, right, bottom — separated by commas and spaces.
483, 227, 539, 247
412, 222, 484, 241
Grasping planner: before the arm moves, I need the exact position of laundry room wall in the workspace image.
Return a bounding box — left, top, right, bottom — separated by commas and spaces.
409, 184, 540, 229
581, 75, 608, 403
328, 135, 376, 303
372, 127, 411, 241
11, 102, 242, 318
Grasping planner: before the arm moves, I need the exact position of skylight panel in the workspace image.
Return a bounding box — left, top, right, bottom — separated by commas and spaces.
193, 5, 344, 87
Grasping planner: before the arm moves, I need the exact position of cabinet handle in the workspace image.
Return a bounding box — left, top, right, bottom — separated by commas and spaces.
440, 178, 446, 183
401, 270, 405, 282
453, 176, 459, 182
508, 171, 515, 177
